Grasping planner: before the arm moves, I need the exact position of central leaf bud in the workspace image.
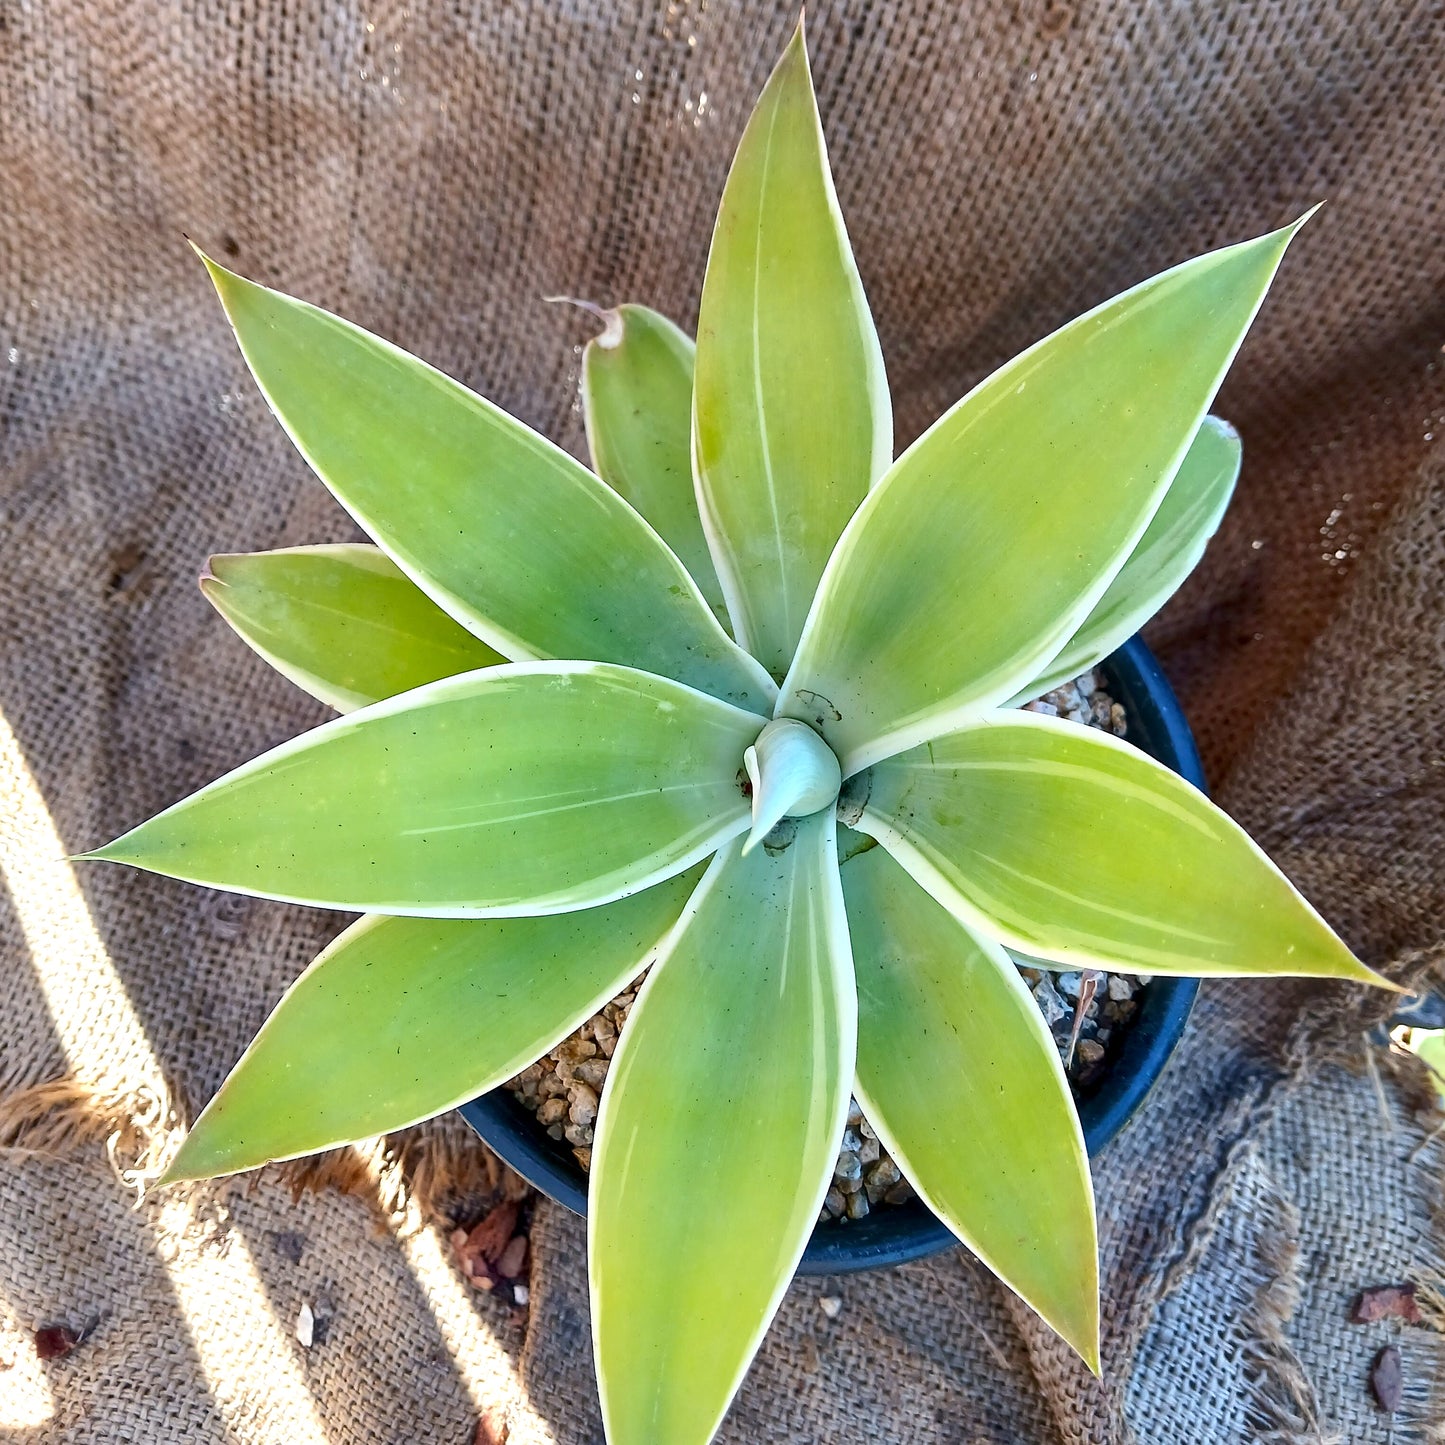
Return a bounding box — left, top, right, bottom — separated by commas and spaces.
741, 719, 842, 854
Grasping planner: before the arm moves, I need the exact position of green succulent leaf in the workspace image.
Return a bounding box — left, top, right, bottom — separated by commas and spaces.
692, 18, 892, 681
859, 710, 1387, 983
841, 838, 1098, 1368
86, 663, 761, 917
582, 304, 730, 629
160, 868, 702, 1183
198, 253, 774, 713
1013, 415, 1242, 702
782, 217, 1312, 774
590, 813, 855, 1445
201, 544, 506, 713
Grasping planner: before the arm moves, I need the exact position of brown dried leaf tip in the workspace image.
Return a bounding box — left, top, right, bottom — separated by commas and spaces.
1369, 1344, 1403, 1413
1350, 1282, 1422, 1325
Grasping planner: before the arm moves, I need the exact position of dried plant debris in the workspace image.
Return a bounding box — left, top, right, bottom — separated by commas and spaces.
1349, 1282, 1422, 1324
1368, 1343, 1403, 1413
453, 1198, 531, 1304
33, 1326, 80, 1360
507, 672, 1148, 1222
474, 1405, 510, 1445
33, 1322, 93, 1360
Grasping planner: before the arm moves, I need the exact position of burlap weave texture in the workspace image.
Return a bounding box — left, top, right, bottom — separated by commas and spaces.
2, 1, 1443, 1440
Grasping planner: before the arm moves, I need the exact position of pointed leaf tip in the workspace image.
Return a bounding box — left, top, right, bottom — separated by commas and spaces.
206, 262, 772, 708
783, 220, 1311, 771
580, 304, 731, 628
844, 844, 1098, 1368
863, 714, 1391, 987
81, 663, 759, 917
692, 6, 890, 677
160, 875, 701, 1183
191, 241, 235, 292
548, 295, 624, 348
195, 544, 508, 713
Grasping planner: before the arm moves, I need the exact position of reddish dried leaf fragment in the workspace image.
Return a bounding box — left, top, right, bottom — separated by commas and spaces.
34, 1326, 80, 1360
461, 1200, 519, 1265
453, 1200, 527, 1292
1370, 1344, 1403, 1413
474, 1404, 510, 1444
1350, 1283, 1421, 1324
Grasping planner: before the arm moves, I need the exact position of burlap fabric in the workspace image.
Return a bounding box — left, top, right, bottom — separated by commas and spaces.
2, 1, 1442, 1439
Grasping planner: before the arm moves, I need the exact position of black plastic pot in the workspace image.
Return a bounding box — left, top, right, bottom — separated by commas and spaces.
458, 634, 1205, 1275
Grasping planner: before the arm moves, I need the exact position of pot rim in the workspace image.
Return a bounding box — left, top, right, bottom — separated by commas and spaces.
458, 634, 1204, 1275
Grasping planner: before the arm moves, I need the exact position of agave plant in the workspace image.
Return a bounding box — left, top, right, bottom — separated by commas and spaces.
88, 21, 1386, 1444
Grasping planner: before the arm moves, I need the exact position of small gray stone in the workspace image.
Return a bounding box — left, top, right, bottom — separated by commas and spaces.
859, 1135, 881, 1166
1032, 975, 1068, 1024
824, 1187, 847, 1217
865, 1157, 901, 1191
568, 1084, 598, 1127
846, 1099, 864, 1128
835, 1149, 863, 1184
1057, 971, 1084, 1000
1106, 974, 1135, 1002
845, 1191, 870, 1220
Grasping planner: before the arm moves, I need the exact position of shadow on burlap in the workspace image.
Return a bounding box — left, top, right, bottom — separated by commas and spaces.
1, 1, 1442, 1440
